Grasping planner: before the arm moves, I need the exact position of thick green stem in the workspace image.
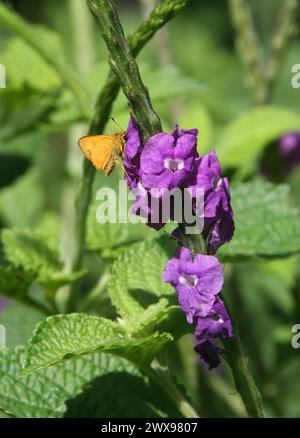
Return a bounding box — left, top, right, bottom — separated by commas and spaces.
87, 0, 162, 140
144, 362, 200, 418
66, 0, 189, 311
0, 4, 91, 117
222, 333, 264, 418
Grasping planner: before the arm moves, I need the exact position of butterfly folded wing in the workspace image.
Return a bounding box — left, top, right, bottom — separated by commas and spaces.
78, 133, 126, 176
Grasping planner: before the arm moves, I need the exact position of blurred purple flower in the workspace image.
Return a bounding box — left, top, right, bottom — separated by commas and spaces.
279, 131, 300, 175
163, 247, 223, 323
280, 132, 300, 155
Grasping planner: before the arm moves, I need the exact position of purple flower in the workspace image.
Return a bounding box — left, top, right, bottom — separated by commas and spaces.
278, 131, 300, 175
140, 126, 198, 191
194, 340, 223, 370
189, 150, 234, 254
130, 182, 166, 230
163, 247, 223, 323
280, 132, 300, 155
123, 118, 143, 189
195, 297, 233, 341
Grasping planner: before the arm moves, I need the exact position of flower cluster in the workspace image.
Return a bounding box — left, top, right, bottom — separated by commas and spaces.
123, 119, 234, 251
123, 119, 235, 368
163, 247, 233, 369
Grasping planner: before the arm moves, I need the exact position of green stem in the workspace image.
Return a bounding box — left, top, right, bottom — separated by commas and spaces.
222, 333, 264, 418
265, 0, 298, 95
66, 0, 189, 311
229, 0, 297, 105
0, 4, 91, 117
144, 361, 200, 418
229, 0, 267, 105
87, 0, 162, 140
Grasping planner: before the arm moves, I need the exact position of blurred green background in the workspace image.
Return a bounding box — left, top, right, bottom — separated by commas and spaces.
1, 0, 300, 418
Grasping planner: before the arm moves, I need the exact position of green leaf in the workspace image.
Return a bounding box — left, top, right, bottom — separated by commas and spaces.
219, 180, 300, 260
0, 95, 52, 145
0, 169, 43, 227
0, 347, 179, 418
0, 266, 34, 307
217, 106, 300, 177
22, 314, 172, 374
1, 35, 61, 91
107, 236, 177, 330
0, 302, 44, 347
1, 228, 85, 291
86, 204, 146, 258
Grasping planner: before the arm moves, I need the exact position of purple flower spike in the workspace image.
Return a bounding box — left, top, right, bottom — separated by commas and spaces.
140, 127, 198, 191
163, 247, 223, 323
195, 297, 233, 341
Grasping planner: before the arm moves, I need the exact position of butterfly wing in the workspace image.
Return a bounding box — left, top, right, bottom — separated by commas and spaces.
78, 133, 126, 176
78, 135, 114, 175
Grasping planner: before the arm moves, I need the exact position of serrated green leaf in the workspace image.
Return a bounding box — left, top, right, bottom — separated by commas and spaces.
22, 314, 173, 374
107, 237, 177, 330
0, 347, 179, 418
219, 180, 300, 260
1, 228, 85, 291
217, 106, 300, 176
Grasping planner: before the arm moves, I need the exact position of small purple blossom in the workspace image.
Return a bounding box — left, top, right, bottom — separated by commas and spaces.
189, 150, 234, 254
163, 247, 223, 323
195, 296, 233, 341
140, 126, 198, 191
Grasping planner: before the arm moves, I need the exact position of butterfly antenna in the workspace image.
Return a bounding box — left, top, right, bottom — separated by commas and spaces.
111, 117, 124, 131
